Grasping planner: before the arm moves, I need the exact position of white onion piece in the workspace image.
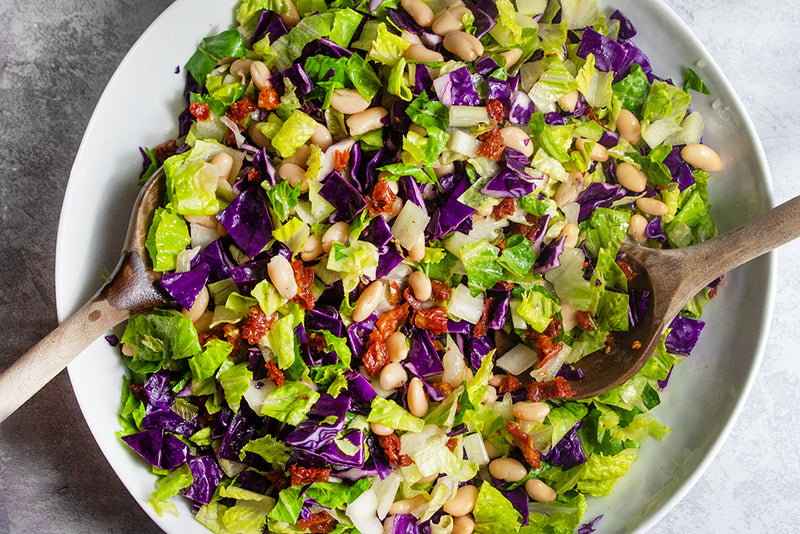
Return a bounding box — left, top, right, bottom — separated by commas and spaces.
391, 200, 430, 251
463, 432, 490, 466
446, 128, 482, 158
449, 106, 489, 127
372, 472, 402, 520
496, 343, 538, 375
447, 284, 484, 324
346, 488, 384, 534
532, 344, 572, 382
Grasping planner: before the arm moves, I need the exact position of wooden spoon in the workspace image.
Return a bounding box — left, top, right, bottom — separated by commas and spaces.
0, 168, 175, 422
567, 194, 800, 399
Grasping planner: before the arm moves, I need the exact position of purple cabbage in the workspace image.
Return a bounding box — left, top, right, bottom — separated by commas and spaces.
141, 410, 199, 437
252, 148, 278, 186
345, 370, 378, 414
665, 315, 705, 355
216, 184, 274, 258
433, 67, 481, 106
159, 264, 210, 310
279, 63, 314, 96
387, 7, 424, 33
487, 76, 512, 100
481, 169, 541, 198
217, 404, 260, 462
574, 182, 628, 222
121, 429, 191, 471
361, 215, 394, 249
184, 456, 225, 504
319, 171, 368, 222
143, 369, 174, 411
578, 515, 604, 534
318, 429, 366, 467
252, 10, 288, 44
544, 421, 587, 469
376, 246, 405, 278
508, 90, 534, 125
611, 9, 636, 40
646, 216, 667, 242
628, 288, 650, 328
191, 239, 235, 282
406, 328, 444, 377
427, 176, 475, 239
533, 236, 566, 274
501, 486, 530, 526
576, 28, 629, 73
285, 394, 351, 450
474, 56, 500, 77
306, 305, 344, 337
544, 112, 567, 125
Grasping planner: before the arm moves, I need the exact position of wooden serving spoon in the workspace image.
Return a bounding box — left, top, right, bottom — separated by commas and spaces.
567, 194, 800, 399
0, 168, 175, 423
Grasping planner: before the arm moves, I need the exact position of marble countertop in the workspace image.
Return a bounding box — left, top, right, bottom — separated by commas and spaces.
1, 0, 798, 532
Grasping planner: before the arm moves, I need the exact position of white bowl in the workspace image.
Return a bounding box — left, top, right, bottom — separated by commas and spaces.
56, 0, 774, 532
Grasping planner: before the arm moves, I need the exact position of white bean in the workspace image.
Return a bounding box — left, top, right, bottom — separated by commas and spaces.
432, 6, 471, 35
249, 60, 271, 91
636, 196, 668, 216
575, 138, 609, 162
283, 144, 311, 167
401, 31, 423, 45
409, 271, 432, 301
408, 233, 426, 262
488, 457, 527, 482
353, 280, 384, 322
499, 126, 534, 157
499, 48, 523, 69
121, 343, 135, 357
452, 515, 475, 534
347, 107, 388, 136
278, 0, 300, 26
484, 440, 501, 459
404, 43, 444, 63
554, 173, 584, 208
628, 213, 648, 243
301, 234, 324, 261
525, 479, 557, 503
184, 214, 218, 228
681, 143, 723, 172
512, 401, 550, 423
443, 485, 479, 517
386, 331, 409, 363
401, 0, 434, 27
278, 161, 308, 191
615, 162, 647, 192
443, 30, 484, 62
481, 385, 497, 404
616, 108, 641, 145
407, 377, 429, 417
181, 286, 209, 323
229, 58, 253, 83
267, 255, 298, 299
370, 422, 395, 436
322, 221, 350, 253
193, 310, 214, 334
330, 88, 370, 115
388, 495, 428, 516
380, 362, 408, 390
557, 89, 580, 113
211, 152, 234, 182
559, 223, 580, 249
311, 123, 333, 151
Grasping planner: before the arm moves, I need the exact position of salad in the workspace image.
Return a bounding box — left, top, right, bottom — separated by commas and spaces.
117, 0, 723, 532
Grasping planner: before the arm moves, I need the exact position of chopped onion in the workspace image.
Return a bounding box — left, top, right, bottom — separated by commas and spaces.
447, 284, 484, 324
449, 106, 489, 127
496, 343, 538, 375
463, 433, 490, 466
346, 488, 383, 534
447, 128, 482, 158
391, 200, 430, 250
372, 472, 402, 520
532, 344, 572, 382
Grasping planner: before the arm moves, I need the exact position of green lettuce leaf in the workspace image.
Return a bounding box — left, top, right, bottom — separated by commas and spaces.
367, 397, 425, 433
240, 434, 292, 466
145, 207, 190, 272
186, 29, 246, 85
260, 380, 320, 425
189, 339, 233, 381
473, 482, 522, 534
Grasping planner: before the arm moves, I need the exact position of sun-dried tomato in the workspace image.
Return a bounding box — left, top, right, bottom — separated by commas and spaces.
486, 99, 505, 122
242, 306, 275, 345
265, 471, 291, 490
616, 259, 637, 282
129, 383, 148, 403
603, 333, 615, 354
257, 85, 280, 110
223, 323, 243, 353
334, 147, 351, 172
308, 331, 328, 353
531, 333, 563, 369
154, 139, 179, 166
290, 259, 316, 310
265, 360, 285, 388
476, 126, 505, 160
496, 280, 515, 291
527, 376, 576, 402
543, 316, 562, 338
434, 381, 453, 396
506, 422, 541, 468
378, 433, 413, 468
430, 280, 452, 303
189, 102, 210, 121
229, 96, 257, 123
496, 374, 523, 393
404, 287, 422, 311
493, 197, 516, 220
196, 410, 219, 429
575, 310, 595, 331
246, 169, 262, 182
366, 179, 399, 216
376, 304, 410, 338
290, 464, 331, 486
363, 331, 389, 377
413, 307, 449, 336
474, 296, 495, 338
388, 281, 403, 306
297, 511, 338, 533
509, 219, 541, 243
446, 437, 459, 452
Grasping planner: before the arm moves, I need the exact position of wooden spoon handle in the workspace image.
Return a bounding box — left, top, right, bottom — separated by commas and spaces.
0, 297, 130, 423
683, 194, 800, 285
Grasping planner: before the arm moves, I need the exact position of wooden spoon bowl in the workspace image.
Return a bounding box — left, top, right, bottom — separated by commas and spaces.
0, 168, 175, 422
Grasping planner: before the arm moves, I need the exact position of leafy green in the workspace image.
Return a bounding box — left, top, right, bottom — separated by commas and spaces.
189, 339, 233, 381
498, 234, 538, 278
406, 91, 450, 131
121, 310, 202, 371
684, 67, 712, 95
367, 396, 425, 433
612, 63, 650, 115
460, 239, 504, 294
240, 434, 292, 466
473, 482, 522, 534
260, 380, 320, 425
186, 29, 246, 85
271, 110, 318, 158
145, 208, 190, 272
